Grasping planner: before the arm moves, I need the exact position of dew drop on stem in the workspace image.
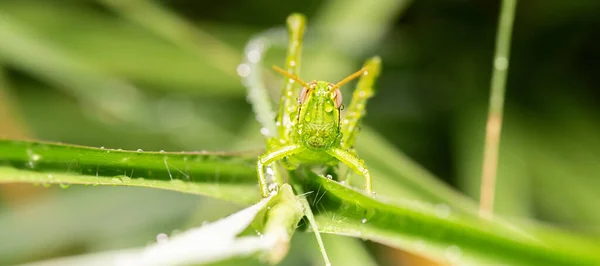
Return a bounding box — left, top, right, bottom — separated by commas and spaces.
156, 233, 169, 244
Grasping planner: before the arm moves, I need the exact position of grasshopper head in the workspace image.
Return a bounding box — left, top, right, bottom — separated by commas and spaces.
272, 66, 367, 150
296, 81, 342, 150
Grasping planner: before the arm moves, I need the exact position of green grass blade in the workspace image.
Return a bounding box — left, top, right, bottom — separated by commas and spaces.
0, 140, 259, 204
300, 172, 600, 265
358, 127, 478, 214
239, 34, 279, 137
0, 1, 244, 95
97, 0, 241, 79
292, 183, 331, 266
315, 0, 413, 56
479, 0, 518, 217
0, 12, 237, 148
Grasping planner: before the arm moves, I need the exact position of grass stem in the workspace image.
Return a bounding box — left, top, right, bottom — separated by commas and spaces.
480, 0, 518, 218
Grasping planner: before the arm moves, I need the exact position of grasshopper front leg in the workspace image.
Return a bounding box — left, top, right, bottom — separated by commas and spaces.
326, 148, 373, 196
257, 144, 305, 197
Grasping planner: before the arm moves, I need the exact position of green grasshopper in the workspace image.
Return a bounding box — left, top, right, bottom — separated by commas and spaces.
257, 14, 381, 198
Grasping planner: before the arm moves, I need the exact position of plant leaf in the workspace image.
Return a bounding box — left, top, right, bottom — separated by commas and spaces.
0, 140, 259, 204
298, 171, 600, 266
16, 184, 303, 266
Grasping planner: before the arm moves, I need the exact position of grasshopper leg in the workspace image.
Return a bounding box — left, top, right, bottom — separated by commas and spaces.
340, 57, 382, 150
276, 14, 306, 141
326, 148, 373, 196
257, 144, 304, 197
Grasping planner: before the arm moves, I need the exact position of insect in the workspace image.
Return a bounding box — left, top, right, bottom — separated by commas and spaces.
256, 14, 381, 198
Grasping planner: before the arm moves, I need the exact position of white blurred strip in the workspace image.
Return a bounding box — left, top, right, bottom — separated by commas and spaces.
18, 196, 275, 266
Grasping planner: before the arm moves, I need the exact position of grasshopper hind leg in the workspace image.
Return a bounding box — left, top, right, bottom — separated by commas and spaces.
340, 57, 381, 150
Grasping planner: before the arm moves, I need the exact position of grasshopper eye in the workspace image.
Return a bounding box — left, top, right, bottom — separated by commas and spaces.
332, 88, 342, 108
299, 82, 317, 104
299, 87, 309, 104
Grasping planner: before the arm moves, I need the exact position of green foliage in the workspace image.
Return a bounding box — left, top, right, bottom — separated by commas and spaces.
1, 0, 599, 265
1, 139, 599, 265
0, 140, 259, 204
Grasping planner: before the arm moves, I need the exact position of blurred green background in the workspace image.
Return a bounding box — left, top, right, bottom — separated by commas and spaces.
1, 0, 599, 265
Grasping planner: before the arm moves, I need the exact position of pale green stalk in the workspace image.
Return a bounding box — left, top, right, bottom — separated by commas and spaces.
480, 0, 518, 217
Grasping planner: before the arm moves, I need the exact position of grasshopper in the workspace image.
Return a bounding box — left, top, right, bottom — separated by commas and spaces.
257, 14, 381, 198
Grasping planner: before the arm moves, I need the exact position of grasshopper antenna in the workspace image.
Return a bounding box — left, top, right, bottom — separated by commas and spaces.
329, 67, 368, 92
272, 66, 310, 88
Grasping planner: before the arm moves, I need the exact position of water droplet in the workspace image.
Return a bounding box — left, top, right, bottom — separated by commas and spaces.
339, 180, 347, 185
47, 174, 53, 180
445, 245, 462, 262
31, 154, 41, 161
117, 148, 123, 151
159, 150, 165, 153
289, 60, 296, 67
59, 183, 70, 189
343, 119, 349, 124
288, 78, 295, 84
247, 50, 261, 63
363, 70, 369, 75
361, 218, 367, 224
324, 103, 334, 113
260, 127, 270, 136
156, 233, 169, 244
326, 174, 333, 180
371, 191, 377, 197
266, 167, 275, 176
340, 104, 345, 110
494, 56, 508, 70
236, 63, 251, 77
100, 146, 105, 149
435, 204, 451, 218
136, 149, 143, 152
